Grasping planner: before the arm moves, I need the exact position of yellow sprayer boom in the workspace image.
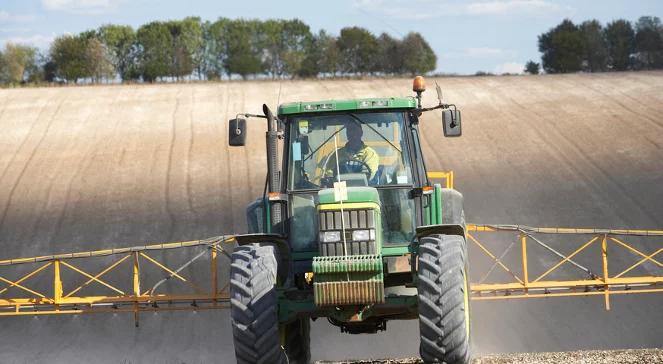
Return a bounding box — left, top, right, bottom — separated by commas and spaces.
0, 172, 660, 326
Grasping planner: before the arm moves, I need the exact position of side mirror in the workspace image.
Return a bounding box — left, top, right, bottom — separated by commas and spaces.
442, 109, 462, 137
229, 118, 247, 146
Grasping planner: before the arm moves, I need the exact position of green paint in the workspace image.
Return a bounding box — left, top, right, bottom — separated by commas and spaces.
278, 97, 417, 116
429, 184, 443, 225
255, 93, 456, 326
317, 186, 380, 205
292, 251, 317, 261
312, 255, 382, 274
381, 245, 413, 256
312, 255, 384, 306
264, 197, 271, 233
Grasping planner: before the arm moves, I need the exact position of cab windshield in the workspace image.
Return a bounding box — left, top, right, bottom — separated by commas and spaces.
287, 111, 414, 190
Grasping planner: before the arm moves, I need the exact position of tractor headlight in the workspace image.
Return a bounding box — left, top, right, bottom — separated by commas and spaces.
352, 229, 374, 242
320, 231, 341, 243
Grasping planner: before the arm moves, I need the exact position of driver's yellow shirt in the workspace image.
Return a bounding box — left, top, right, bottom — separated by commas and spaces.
318, 142, 379, 180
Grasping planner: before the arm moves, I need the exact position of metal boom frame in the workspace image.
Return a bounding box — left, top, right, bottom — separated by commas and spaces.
0, 172, 660, 321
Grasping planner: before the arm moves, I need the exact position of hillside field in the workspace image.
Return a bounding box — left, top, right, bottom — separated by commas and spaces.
0, 72, 661, 363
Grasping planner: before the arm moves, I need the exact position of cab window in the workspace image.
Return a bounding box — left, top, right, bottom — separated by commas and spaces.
288, 112, 414, 190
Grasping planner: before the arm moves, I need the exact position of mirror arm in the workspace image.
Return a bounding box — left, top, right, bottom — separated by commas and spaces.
232, 113, 268, 139
237, 113, 267, 119
418, 102, 455, 113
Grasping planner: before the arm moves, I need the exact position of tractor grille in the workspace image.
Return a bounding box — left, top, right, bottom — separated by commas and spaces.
318, 209, 377, 256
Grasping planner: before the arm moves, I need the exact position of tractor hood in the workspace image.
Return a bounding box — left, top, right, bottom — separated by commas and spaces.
317, 186, 380, 206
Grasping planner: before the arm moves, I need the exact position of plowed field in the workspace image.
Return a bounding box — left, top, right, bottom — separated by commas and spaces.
0, 72, 661, 363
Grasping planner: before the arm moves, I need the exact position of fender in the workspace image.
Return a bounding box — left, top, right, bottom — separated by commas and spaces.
417, 187, 466, 238
439, 188, 465, 226
416, 223, 465, 238
234, 233, 291, 284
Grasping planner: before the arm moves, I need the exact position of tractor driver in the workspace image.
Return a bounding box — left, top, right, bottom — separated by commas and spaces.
318, 121, 380, 183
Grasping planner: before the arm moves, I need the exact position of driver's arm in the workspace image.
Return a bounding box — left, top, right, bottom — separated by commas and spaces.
362, 146, 380, 179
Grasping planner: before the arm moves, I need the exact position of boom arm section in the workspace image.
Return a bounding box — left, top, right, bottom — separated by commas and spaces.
467, 224, 663, 310
0, 236, 235, 325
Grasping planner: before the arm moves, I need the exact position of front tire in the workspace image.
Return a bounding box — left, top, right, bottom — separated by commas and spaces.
417, 234, 470, 364
230, 244, 286, 364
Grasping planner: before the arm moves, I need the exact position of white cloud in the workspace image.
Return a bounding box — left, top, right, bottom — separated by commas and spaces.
42, 0, 124, 14
0, 10, 36, 23
494, 62, 524, 74
352, 0, 570, 19
352, 0, 469, 20
1, 34, 56, 48
466, 0, 562, 15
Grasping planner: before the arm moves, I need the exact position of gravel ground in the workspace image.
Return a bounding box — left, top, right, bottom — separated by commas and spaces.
317, 348, 663, 363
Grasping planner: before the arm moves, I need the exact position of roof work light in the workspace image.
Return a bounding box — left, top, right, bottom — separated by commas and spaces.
413, 76, 426, 108
413, 76, 426, 92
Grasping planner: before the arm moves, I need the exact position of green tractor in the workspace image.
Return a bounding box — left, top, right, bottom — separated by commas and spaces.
228, 77, 469, 364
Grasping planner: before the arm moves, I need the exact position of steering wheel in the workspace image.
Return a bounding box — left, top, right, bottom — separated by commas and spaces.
319, 155, 373, 187
341, 159, 372, 179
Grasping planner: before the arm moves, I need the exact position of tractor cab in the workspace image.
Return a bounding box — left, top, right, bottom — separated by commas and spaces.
281, 99, 421, 253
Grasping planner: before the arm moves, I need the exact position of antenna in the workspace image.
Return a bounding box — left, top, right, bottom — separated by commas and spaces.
276, 79, 283, 107
435, 81, 443, 105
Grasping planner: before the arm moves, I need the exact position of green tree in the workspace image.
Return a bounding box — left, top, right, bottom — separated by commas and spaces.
580, 20, 608, 72
281, 19, 312, 78
538, 19, 585, 73
634, 16, 663, 69
206, 18, 231, 79
85, 37, 115, 83
193, 20, 215, 79
260, 19, 285, 77
168, 17, 203, 80
401, 32, 436, 75
318, 30, 340, 77
524, 60, 540, 74
0, 43, 39, 84
297, 30, 341, 78
43, 59, 57, 83
220, 19, 263, 79
376, 33, 403, 74
259, 19, 312, 78
297, 32, 321, 78
604, 19, 635, 71
136, 21, 172, 82
98, 24, 136, 80
338, 27, 378, 75
50, 34, 88, 83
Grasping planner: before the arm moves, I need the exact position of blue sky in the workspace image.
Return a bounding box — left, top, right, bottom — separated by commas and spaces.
1, 0, 661, 74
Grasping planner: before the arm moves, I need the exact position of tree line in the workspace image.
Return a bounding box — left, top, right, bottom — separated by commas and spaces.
525, 16, 663, 74
0, 17, 437, 85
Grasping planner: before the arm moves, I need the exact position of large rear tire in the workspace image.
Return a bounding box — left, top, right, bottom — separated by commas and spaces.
417, 234, 470, 364
284, 316, 311, 364
230, 244, 286, 364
